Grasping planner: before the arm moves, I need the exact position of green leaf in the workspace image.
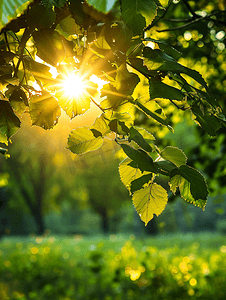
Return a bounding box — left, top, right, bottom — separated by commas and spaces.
0, 0, 31, 31
29, 91, 61, 129
119, 157, 147, 192
24, 57, 51, 79
160, 146, 187, 167
143, 47, 187, 72
143, 47, 217, 106
67, 126, 103, 154
9, 91, 27, 115
86, 0, 117, 13
0, 99, 21, 139
149, 80, 184, 101
154, 160, 177, 176
122, 9, 145, 36
170, 165, 208, 205
134, 127, 155, 141
58, 15, 77, 35
120, 144, 157, 173
0, 131, 8, 145
128, 57, 157, 77
132, 183, 168, 225
135, 99, 173, 130
121, 0, 157, 35
192, 105, 222, 136
100, 65, 139, 110
90, 112, 112, 137
100, 83, 123, 110
27, 4, 56, 29
170, 175, 207, 209
109, 112, 133, 135
129, 127, 153, 152
33, 29, 66, 67
91, 111, 133, 136
5, 85, 28, 115
115, 63, 140, 95
130, 173, 153, 193
56, 87, 91, 119
68, 0, 90, 28
144, 38, 182, 60
42, 0, 66, 8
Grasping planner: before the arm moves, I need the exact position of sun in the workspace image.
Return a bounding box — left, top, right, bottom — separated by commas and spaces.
63, 74, 85, 97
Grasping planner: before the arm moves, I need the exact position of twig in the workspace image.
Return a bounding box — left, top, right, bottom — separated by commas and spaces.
144, 0, 173, 32
182, 0, 198, 18
3, 32, 16, 71
14, 28, 32, 77
157, 10, 226, 32
90, 95, 105, 112
164, 17, 193, 22
126, 60, 150, 80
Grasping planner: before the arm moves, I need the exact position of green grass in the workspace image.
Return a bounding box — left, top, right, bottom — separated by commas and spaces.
0, 233, 226, 300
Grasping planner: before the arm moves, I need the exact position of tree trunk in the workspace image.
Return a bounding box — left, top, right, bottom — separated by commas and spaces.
0, 187, 9, 239
32, 208, 45, 235
145, 217, 158, 235
101, 210, 110, 234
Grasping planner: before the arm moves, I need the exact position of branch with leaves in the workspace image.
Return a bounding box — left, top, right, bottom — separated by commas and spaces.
0, 0, 225, 225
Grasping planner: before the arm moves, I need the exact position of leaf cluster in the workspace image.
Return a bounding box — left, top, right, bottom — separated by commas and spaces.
0, 0, 225, 225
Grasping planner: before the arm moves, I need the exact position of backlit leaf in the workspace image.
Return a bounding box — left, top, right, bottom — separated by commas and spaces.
0, 99, 20, 139
90, 112, 111, 137
129, 127, 153, 152
170, 174, 207, 209
143, 47, 216, 105
109, 112, 133, 135
170, 165, 208, 208
120, 144, 157, 173
119, 157, 146, 193
130, 173, 153, 193
149, 80, 184, 101
29, 91, 61, 129
33, 29, 66, 67
135, 100, 173, 130
0, 0, 31, 31
115, 63, 140, 95
0, 133, 7, 145
154, 160, 177, 176
67, 126, 103, 154
192, 105, 222, 136
145, 38, 182, 60
121, 0, 157, 35
132, 183, 168, 225
56, 90, 91, 119
160, 146, 187, 167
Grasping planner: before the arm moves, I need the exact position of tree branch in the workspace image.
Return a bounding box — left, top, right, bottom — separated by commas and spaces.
144, 0, 173, 32
157, 10, 226, 32
182, 0, 198, 18
4, 32, 16, 71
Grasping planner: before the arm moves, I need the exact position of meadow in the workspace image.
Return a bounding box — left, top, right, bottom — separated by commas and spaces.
0, 233, 225, 300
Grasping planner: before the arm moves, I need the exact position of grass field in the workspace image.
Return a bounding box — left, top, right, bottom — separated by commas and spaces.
0, 233, 225, 300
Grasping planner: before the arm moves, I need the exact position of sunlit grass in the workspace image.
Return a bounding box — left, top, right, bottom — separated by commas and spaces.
0, 233, 225, 300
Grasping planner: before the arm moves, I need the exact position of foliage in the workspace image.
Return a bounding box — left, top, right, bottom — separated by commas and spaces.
0, 0, 225, 225
0, 234, 226, 299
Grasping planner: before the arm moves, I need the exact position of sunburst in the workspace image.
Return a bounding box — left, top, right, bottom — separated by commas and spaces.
63, 73, 85, 97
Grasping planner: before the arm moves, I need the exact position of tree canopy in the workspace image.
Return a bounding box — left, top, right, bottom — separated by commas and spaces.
0, 0, 225, 225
